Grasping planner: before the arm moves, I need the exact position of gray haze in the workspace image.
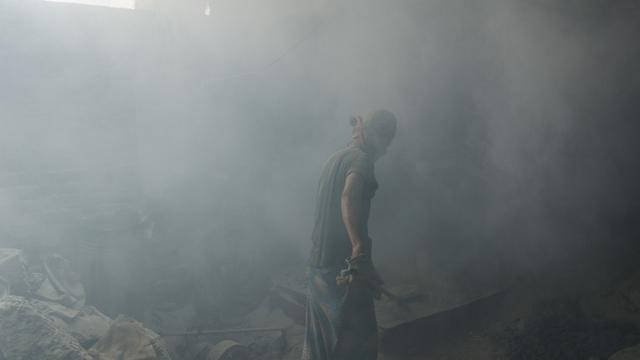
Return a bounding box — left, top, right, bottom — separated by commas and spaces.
1, 0, 639, 314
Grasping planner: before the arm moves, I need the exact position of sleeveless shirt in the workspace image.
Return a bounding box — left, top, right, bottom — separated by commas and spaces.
308, 146, 378, 269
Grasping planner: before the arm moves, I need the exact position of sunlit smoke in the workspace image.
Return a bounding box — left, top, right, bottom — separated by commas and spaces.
42, 0, 136, 10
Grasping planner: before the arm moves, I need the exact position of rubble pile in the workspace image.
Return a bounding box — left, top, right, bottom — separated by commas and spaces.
0, 296, 91, 360
0, 248, 171, 360
7, 245, 640, 360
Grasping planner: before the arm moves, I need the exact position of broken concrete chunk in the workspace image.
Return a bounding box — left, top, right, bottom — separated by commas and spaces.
0, 248, 86, 308
88, 316, 171, 360
144, 327, 173, 360
35, 254, 86, 309
0, 295, 92, 360
68, 306, 112, 348
609, 343, 640, 360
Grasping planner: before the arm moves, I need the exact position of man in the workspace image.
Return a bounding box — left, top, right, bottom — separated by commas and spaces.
303, 110, 397, 360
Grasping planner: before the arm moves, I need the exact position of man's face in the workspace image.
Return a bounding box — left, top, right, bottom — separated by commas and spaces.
367, 128, 396, 159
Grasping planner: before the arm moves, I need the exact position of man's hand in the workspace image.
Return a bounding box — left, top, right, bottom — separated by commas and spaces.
348, 254, 383, 286
336, 255, 384, 299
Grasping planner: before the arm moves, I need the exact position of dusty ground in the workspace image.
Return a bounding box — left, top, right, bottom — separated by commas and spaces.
279, 269, 640, 360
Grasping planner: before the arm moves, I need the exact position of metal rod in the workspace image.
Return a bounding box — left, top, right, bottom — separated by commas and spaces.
159, 327, 286, 337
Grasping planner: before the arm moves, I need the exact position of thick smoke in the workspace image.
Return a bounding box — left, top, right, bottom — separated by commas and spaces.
1, 0, 639, 314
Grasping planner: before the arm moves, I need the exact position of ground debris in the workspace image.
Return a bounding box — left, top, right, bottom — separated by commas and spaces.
0, 249, 172, 360
0, 295, 92, 360
494, 298, 640, 360
609, 343, 640, 360
88, 316, 171, 360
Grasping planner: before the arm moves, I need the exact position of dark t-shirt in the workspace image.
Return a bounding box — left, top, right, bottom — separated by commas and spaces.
308, 146, 378, 269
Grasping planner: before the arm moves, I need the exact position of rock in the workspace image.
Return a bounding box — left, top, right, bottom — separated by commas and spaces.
144, 327, 173, 360
0, 295, 92, 360
0, 250, 171, 360
35, 254, 86, 309
0, 249, 87, 309
68, 306, 112, 348
609, 343, 640, 360
88, 316, 172, 360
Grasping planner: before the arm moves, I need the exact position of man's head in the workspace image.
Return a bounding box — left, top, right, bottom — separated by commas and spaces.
351, 109, 397, 160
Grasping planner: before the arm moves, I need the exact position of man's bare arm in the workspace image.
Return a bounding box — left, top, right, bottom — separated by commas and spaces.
341, 172, 365, 259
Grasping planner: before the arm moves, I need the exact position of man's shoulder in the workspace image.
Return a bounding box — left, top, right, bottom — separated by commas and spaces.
321, 147, 374, 180
340, 147, 375, 181
329, 146, 371, 163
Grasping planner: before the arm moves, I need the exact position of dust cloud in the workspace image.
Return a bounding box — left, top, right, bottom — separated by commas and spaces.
1, 0, 639, 317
